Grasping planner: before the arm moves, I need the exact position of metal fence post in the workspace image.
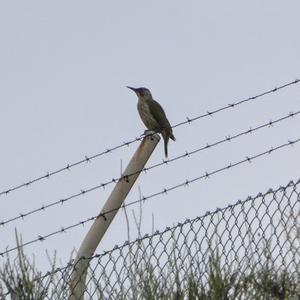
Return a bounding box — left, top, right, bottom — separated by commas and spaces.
69, 133, 160, 299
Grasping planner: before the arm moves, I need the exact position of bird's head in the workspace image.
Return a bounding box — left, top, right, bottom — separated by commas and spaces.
127, 86, 152, 100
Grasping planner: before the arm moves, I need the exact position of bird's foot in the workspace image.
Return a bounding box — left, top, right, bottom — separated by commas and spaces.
143, 129, 156, 137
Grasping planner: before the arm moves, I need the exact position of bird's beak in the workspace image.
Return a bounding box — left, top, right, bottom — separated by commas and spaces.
127, 86, 137, 93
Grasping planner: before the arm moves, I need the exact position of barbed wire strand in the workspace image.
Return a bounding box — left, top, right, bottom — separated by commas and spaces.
1, 79, 299, 197
1, 110, 299, 228
1, 136, 299, 257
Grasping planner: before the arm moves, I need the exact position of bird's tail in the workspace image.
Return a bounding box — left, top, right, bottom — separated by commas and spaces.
162, 130, 170, 158
163, 135, 169, 158
162, 128, 175, 158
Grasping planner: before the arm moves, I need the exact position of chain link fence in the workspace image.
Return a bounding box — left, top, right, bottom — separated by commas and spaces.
2, 179, 300, 299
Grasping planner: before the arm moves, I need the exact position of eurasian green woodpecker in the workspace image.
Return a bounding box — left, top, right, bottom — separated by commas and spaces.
127, 86, 175, 158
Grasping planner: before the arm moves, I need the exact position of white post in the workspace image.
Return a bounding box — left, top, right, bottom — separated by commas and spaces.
69, 133, 160, 300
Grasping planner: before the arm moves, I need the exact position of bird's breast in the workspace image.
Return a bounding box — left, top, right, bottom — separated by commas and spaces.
137, 101, 160, 131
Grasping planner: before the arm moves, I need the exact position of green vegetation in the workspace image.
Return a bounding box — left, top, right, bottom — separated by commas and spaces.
1, 208, 299, 299
1, 240, 299, 299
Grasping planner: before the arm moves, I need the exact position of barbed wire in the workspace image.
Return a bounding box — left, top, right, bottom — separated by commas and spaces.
1, 79, 299, 198
1, 110, 299, 228
1, 136, 299, 257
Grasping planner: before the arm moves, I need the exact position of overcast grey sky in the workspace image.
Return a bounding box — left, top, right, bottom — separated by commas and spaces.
1, 1, 300, 272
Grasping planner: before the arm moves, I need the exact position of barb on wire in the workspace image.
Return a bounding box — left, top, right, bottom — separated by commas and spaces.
1, 136, 299, 257
1, 79, 299, 197
1, 110, 299, 228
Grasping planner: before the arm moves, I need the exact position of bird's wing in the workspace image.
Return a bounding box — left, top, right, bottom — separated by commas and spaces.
147, 99, 172, 129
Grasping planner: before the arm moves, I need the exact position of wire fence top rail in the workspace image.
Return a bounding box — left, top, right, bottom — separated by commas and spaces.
2, 177, 299, 299
1, 135, 299, 257
1, 109, 299, 228
1, 78, 298, 198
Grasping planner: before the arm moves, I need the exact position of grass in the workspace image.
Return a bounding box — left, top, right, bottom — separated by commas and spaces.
1, 207, 299, 299
1, 239, 299, 299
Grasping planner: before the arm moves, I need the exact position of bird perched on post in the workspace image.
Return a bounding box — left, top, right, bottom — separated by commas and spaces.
127, 86, 175, 158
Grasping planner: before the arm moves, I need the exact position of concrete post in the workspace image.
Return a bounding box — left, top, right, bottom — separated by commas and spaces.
69, 133, 160, 299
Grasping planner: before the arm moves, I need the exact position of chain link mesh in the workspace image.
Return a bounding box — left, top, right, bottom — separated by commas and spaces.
2, 179, 300, 299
